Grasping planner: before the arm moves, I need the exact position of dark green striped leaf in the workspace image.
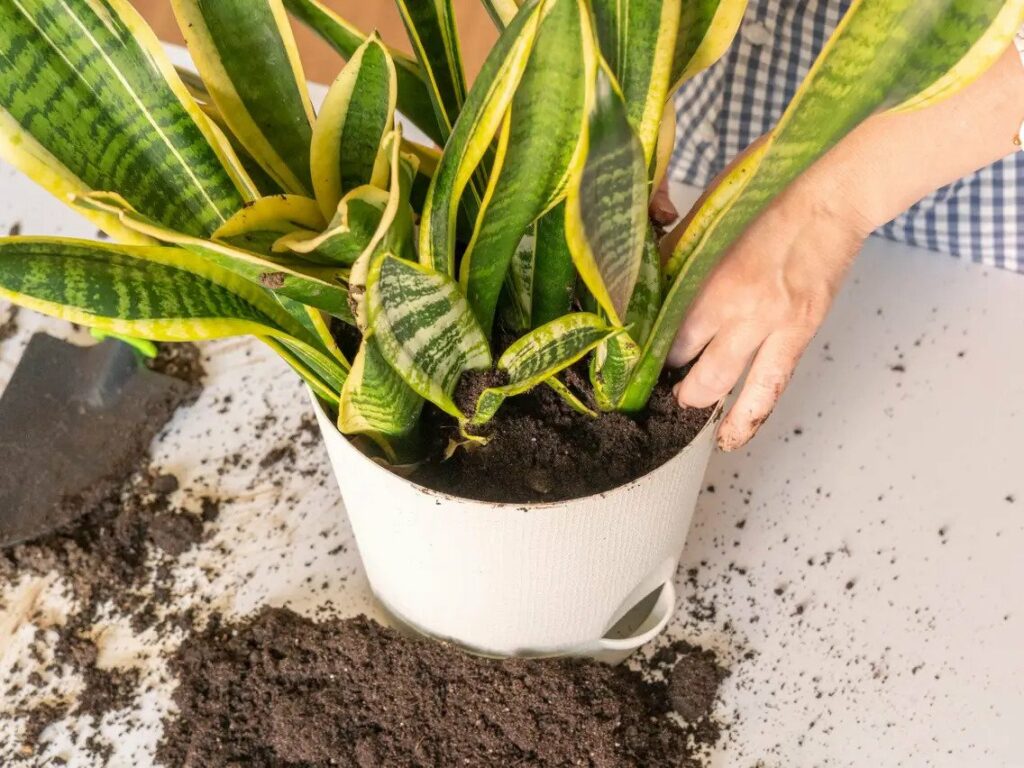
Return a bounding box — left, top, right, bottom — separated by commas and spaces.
0, 0, 247, 238
73, 192, 352, 321
471, 312, 613, 424
590, 331, 641, 411
395, 0, 467, 142
171, 0, 315, 196
590, 0, 680, 158
460, 0, 592, 334
565, 66, 647, 326
367, 254, 491, 419
499, 232, 536, 332
310, 35, 396, 218
0, 238, 290, 338
531, 203, 577, 327
419, 0, 544, 276
282, 0, 445, 145
339, 337, 424, 460
624, 225, 663, 346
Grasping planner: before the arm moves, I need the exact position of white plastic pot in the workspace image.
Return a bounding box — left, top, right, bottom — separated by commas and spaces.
312, 391, 720, 661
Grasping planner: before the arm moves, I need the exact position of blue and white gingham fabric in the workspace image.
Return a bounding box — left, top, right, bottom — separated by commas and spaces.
670, 0, 1024, 272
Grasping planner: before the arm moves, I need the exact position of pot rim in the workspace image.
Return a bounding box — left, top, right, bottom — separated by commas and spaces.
311, 389, 723, 510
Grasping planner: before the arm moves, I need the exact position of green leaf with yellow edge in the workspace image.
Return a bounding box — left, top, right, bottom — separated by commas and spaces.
480, 0, 523, 27
625, 225, 664, 347
470, 312, 614, 424
275, 294, 350, 370
395, 0, 468, 142
419, 0, 544, 277
175, 66, 285, 197
170, 0, 315, 196
282, 0, 445, 146
367, 254, 492, 420
0, 237, 347, 401
590, 331, 641, 411
564, 65, 648, 326
310, 35, 397, 219
671, 0, 749, 91
213, 195, 327, 256
0, 0, 251, 240
274, 187, 389, 267
531, 203, 577, 327
499, 232, 536, 333
460, 0, 594, 334
346, 130, 420, 330
73, 192, 352, 322
339, 337, 424, 461
622, 0, 1024, 411
590, 0, 681, 160
544, 376, 597, 418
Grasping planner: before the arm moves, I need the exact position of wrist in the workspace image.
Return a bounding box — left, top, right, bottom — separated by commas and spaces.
781, 136, 882, 238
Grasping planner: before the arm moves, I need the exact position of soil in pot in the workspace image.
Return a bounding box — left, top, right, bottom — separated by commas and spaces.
329, 320, 714, 504
415, 368, 715, 503
158, 606, 728, 768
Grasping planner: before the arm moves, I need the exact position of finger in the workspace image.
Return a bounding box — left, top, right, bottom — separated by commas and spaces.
717, 328, 814, 451
674, 323, 767, 409
667, 311, 718, 368
649, 180, 679, 225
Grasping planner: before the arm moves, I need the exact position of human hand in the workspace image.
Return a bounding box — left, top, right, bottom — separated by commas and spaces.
663, 147, 873, 451
663, 40, 1024, 451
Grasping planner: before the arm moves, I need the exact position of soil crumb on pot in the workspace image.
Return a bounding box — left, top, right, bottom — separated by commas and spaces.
159, 607, 727, 768
413, 369, 715, 503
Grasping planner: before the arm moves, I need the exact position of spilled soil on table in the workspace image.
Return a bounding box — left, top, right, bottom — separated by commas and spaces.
2, 342, 210, 761
3, 337, 730, 767
158, 607, 728, 768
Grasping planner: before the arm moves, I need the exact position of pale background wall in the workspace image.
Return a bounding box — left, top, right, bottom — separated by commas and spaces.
131, 1, 498, 84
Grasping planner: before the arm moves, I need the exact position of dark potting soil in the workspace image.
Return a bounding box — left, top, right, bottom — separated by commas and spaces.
0, 304, 19, 342
158, 607, 727, 768
2, 342, 211, 755
413, 368, 715, 503
328, 317, 714, 503
146, 341, 207, 397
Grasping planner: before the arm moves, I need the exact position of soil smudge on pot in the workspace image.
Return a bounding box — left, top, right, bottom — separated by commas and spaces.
414, 369, 715, 503
159, 607, 727, 768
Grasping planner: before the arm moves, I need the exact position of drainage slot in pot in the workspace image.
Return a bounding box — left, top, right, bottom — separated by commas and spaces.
602, 585, 665, 642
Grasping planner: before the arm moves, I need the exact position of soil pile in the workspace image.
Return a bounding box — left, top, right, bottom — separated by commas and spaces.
414, 369, 715, 503
159, 607, 727, 768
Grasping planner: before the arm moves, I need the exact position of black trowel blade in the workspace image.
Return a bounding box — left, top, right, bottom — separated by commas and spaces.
0, 334, 192, 547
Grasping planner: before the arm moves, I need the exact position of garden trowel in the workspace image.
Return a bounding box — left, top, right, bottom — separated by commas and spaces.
0, 333, 191, 547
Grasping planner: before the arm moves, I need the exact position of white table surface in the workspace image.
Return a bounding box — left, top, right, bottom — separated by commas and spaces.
1, 49, 1022, 768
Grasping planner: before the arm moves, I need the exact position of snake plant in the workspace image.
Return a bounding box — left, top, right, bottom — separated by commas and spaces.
0, 0, 1021, 461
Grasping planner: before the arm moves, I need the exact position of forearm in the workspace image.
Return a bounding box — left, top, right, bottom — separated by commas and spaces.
802, 41, 1024, 231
